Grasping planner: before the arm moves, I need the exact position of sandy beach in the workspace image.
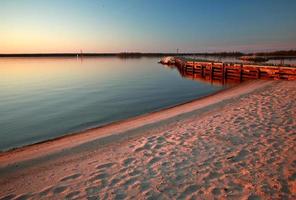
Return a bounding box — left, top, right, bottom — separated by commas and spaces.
0, 80, 295, 199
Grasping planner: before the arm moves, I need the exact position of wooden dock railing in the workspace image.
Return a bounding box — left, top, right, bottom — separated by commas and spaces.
174, 57, 296, 82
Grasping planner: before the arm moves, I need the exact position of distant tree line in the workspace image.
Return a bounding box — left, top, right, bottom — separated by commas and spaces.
251, 50, 296, 56
0, 50, 295, 58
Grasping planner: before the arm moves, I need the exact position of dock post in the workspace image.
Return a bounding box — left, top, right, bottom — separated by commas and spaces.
201, 66, 204, 77
222, 63, 225, 83
210, 63, 214, 80
224, 64, 227, 80
257, 68, 260, 79
239, 64, 243, 82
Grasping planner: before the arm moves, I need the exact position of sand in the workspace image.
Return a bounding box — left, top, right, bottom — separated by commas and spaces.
0, 80, 295, 200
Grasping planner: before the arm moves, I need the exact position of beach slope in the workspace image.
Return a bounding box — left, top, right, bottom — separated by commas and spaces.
0, 80, 295, 199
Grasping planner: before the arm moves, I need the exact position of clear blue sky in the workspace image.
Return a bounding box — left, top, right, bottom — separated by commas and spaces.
1, 0, 296, 53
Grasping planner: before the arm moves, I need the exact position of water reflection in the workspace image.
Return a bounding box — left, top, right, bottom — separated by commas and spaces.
166, 64, 240, 86
0, 57, 224, 151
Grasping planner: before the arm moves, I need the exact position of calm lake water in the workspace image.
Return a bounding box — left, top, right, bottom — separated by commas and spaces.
0, 57, 225, 151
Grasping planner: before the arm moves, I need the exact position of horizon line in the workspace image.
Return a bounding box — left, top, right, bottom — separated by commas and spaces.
0, 50, 296, 58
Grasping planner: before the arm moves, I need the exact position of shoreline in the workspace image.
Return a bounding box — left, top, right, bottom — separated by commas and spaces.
0, 80, 273, 168
0, 80, 295, 199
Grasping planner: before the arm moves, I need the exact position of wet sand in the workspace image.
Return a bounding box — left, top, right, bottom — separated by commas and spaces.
0, 80, 295, 199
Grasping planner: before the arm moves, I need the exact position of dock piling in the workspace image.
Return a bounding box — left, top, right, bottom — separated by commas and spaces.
172, 57, 296, 82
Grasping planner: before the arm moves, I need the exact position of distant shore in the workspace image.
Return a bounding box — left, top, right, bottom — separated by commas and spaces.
1, 50, 296, 58
0, 52, 242, 58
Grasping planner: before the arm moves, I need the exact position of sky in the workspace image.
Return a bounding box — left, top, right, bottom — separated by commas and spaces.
1, 0, 296, 53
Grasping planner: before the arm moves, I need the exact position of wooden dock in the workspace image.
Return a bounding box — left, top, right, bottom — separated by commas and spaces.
173, 57, 296, 84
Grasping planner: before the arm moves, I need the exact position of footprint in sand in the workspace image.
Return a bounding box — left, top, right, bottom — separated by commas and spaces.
212, 188, 221, 196
122, 177, 139, 188
205, 171, 221, 181
123, 157, 135, 166
144, 190, 163, 200
151, 143, 163, 151
140, 181, 151, 192
143, 142, 152, 150
147, 156, 161, 167
65, 191, 80, 199
39, 186, 54, 197
52, 186, 68, 194
118, 166, 129, 174
129, 169, 141, 177
178, 184, 199, 199
225, 182, 243, 195
109, 177, 121, 187
134, 139, 155, 152
230, 149, 249, 163
114, 189, 126, 200
288, 173, 296, 181
156, 136, 166, 144
147, 136, 157, 142
85, 196, 99, 200
60, 173, 81, 182
163, 132, 172, 138
96, 162, 115, 170
90, 172, 108, 181
13, 193, 33, 200
0, 194, 16, 200
160, 186, 178, 198
247, 194, 261, 200
175, 173, 188, 185
134, 146, 145, 152
85, 186, 100, 196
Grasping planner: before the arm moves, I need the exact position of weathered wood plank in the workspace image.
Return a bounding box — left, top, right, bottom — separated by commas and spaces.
172, 57, 296, 82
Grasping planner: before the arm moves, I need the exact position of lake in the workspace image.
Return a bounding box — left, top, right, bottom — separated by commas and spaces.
0, 57, 225, 151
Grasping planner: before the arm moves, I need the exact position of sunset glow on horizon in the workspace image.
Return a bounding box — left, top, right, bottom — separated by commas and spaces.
1, 0, 296, 53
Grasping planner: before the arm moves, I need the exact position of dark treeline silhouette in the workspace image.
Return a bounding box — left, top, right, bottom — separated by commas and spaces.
193, 51, 244, 57
0, 52, 244, 58
0, 53, 116, 57
248, 50, 296, 60
251, 50, 296, 56
0, 50, 295, 58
